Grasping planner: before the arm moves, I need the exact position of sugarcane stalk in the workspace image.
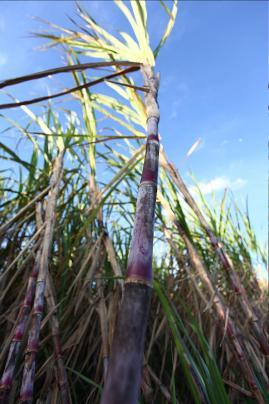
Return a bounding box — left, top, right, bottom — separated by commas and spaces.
96, 267, 109, 381
0, 203, 44, 403
45, 272, 72, 404
158, 192, 265, 403
19, 151, 64, 403
160, 152, 269, 356
100, 65, 160, 404
0, 250, 41, 404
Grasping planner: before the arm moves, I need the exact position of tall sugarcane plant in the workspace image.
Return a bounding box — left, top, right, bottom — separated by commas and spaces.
0, 1, 268, 403
100, 65, 160, 403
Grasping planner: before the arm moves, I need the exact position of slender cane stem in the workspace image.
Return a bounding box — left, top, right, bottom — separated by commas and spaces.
45, 272, 72, 404
19, 151, 64, 403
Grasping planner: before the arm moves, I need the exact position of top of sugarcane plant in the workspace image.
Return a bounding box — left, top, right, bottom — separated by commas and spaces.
37, 0, 178, 64
0, 1, 178, 113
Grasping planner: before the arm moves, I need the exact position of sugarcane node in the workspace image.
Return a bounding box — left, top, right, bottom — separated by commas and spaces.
125, 277, 153, 288
140, 173, 158, 184
25, 343, 39, 353
32, 306, 44, 315
139, 181, 157, 190
0, 377, 6, 388
148, 134, 159, 142
13, 329, 25, 340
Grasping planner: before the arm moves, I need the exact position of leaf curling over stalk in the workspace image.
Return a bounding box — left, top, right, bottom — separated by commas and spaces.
100, 65, 160, 404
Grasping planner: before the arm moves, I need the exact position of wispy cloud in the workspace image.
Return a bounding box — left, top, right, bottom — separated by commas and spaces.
169, 99, 181, 120
168, 81, 189, 119
190, 176, 246, 195
0, 53, 7, 67
220, 137, 243, 147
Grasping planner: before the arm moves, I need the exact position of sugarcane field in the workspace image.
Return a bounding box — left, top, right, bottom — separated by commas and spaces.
0, 1, 268, 403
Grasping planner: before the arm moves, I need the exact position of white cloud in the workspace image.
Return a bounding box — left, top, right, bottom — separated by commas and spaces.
169, 100, 181, 119
168, 82, 189, 119
190, 176, 246, 195
0, 53, 7, 66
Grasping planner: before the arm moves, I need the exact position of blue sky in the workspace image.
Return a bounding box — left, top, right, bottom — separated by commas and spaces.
0, 1, 267, 250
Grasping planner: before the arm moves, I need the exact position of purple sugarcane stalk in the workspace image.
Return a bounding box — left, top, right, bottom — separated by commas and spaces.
19, 151, 64, 403
0, 251, 41, 404
101, 65, 160, 404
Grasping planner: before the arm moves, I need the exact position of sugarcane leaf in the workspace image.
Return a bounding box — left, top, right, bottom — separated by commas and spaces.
66, 367, 102, 390
154, 0, 178, 58
0, 61, 140, 89
115, 0, 154, 65
0, 142, 32, 171
154, 281, 205, 404
0, 66, 139, 111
